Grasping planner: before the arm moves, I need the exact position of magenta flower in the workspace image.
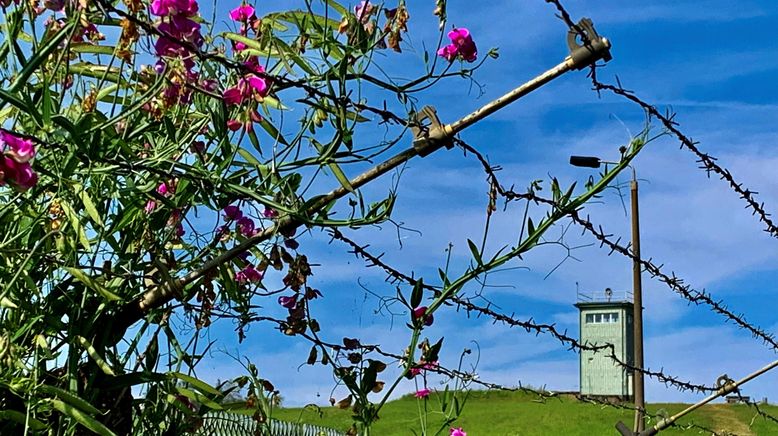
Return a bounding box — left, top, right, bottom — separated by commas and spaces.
0, 157, 37, 191
236, 265, 263, 283
157, 181, 176, 197
415, 388, 431, 399
450, 428, 467, 436
223, 75, 268, 106
223, 205, 243, 221
263, 207, 279, 218
144, 200, 157, 214
412, 306, 434, 327
150, 0, 199, 17
437, 27, 477, 63
226, 119, 243, 131
229, 4, 255, 21
155, 15, 203, 58
278, 295, 298, 309
354, 1, 375, 23
236, 216, 255, 237
1, 131, 35, 163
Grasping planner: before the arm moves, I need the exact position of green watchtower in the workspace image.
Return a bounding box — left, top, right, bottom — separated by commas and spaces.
575, 288, 634, 400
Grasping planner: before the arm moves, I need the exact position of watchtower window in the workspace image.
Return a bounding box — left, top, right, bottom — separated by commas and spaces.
585, 311, 619, 324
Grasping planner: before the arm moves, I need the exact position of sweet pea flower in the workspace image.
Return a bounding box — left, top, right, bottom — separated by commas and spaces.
1, 131, 35, 163
150, 0, 199, 17
0, 157, 37, 191
223, 205, 243, 221
437, 27, 477, 63
144, 200, 157, 214
157, 180, 176, 197
263, 207, 279, 218
415, 388, 431, 399
236, 216, 255, 237
236, 265, 263, 283
354, 1, 375, 24
412, 306, 434, 327
278, 295, 298, 309
229, 4, 255, 21
223, 76, 268, 106
450, 427, 467, 436
155, 15, 203, 58
226, 119, 243, 131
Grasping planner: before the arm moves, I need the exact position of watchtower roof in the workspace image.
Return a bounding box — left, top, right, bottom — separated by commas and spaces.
574, 288, 633, 310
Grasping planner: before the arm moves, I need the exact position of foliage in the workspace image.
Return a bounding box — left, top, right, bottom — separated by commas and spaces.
0, 0, 639, 435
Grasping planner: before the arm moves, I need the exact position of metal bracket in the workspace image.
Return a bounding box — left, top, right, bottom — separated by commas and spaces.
566, 18, 612, 70
715, 374, 737, 396
411, 106, 453, 157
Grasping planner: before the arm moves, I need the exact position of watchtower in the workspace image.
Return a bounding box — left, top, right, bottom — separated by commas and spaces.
575, 288, 634, 400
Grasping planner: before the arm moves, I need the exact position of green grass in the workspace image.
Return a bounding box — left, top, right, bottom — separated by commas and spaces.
271, 390, 778, 435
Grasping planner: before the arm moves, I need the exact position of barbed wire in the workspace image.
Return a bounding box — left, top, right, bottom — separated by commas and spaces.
587, 70, 778, 239
326, 228, 717, 394
455, 137, 778, 354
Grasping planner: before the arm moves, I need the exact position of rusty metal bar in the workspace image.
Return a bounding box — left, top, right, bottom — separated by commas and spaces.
617, 359, 778, 436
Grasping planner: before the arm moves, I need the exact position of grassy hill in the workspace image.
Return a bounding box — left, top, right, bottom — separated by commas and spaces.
271, 390, 778, 435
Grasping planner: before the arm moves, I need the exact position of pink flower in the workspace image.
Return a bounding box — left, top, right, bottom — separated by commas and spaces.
156, 15, 203, 57
436, 44, 458, 62
236, 216, 255, 237
223, 205, 243, 221
223, 75, 268, 106
354, 1, 375, 24
0, 157, 37, 191
144, 200, 157, 214
437, 27, 477, 63
236, 265, 263, 283
229, 4, 255, 22
278, 295, 298, 309
157, 181, 176, 197
414, 388, 431, 399
423, 361, 439, 370
412, 306, 434, 327
450, 427, 466, 436
226, 119, 243, 131
262, 208, 278, 218
150, 0, 198, 17
1, 131, 35, 163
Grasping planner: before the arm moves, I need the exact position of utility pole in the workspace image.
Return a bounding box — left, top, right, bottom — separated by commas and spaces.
631, 175, 646, 433
568, 159, 646, 431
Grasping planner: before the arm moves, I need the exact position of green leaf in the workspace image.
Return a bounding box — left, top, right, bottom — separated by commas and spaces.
410, 279, 424, 309
9, 21, 76, 93
467, 239, 483, 267
0, 410, 46, 430
60, 200, 91, 251
169, 372, 222, 396
174, 386, 223, 410
65, 267, 122, 302
76, 336, 116, 376
50, 399, 117, 436
75, 184, 105, 228
39, 384, 102, 416
70, 43, 117, 55
328, 161, 354, 193
257, 117, 289, 145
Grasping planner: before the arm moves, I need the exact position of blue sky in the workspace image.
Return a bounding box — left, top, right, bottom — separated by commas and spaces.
187, 0, 778, 408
